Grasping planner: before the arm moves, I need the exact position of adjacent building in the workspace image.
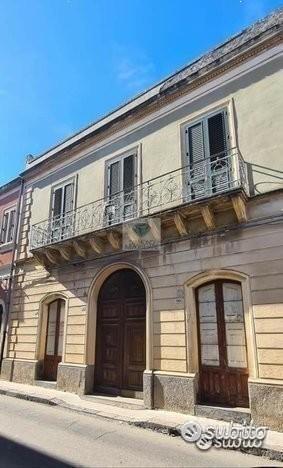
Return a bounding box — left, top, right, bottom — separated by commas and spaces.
0, 177, 21, 360
0, 10, 282, 430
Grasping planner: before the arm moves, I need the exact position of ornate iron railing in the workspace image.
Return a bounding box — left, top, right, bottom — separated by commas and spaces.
30, 148, 248, 249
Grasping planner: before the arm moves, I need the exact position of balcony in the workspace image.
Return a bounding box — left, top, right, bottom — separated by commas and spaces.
30, 148, 249, 262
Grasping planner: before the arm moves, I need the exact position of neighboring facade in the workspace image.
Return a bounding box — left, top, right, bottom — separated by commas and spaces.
1, 10, 283, 430
0, 178, 21, 357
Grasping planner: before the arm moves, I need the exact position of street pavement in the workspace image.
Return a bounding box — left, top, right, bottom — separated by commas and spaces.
0, 395, 281, 467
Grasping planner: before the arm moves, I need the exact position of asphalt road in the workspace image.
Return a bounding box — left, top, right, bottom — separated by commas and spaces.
0, 395, 281, 467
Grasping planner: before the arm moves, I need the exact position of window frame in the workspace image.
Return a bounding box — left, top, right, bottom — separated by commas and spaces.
183, 107, 230, 166
49, 176, 77, 219
195, 278, 248, 371
0, 205, 17, 246
104, 148, 138, 199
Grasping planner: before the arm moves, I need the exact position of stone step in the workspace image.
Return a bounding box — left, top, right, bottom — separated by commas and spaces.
34, 380, 57, 390
194, 404, 251, 424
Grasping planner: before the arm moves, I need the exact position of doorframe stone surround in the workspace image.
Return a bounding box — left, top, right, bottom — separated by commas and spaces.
182, 269, 260, 416
184, 269, 258, 379
84, 262, 153, 399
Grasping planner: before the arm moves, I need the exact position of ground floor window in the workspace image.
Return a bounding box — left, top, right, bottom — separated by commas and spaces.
43, 299, 65, 381
196, 280, 249, 407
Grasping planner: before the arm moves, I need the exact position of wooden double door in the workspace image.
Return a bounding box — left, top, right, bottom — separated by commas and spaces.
95, 269, 146, 393
196, 280, 249, 407
44, 299, 65, 381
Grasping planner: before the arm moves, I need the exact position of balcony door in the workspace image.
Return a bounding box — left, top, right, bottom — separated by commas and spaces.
44, 299, 65, 381
185, 109, 231, 200
196, 280, 249, 407
51, 180, 75, 242
105, 152, 137, 225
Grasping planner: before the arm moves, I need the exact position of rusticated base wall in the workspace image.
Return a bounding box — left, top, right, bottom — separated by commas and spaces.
249, 381, 283, 432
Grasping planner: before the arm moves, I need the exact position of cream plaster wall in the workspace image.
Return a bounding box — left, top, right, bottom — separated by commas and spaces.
7, 191, 283, 383
28, 54, 282, 228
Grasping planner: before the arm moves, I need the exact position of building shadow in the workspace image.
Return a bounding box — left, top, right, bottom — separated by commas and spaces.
0, 434, 72, 468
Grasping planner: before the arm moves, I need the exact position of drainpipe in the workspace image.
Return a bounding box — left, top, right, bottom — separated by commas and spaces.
0, 177, 24, 369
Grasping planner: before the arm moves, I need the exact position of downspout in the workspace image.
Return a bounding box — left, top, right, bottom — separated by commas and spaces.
0, 177, 24, 369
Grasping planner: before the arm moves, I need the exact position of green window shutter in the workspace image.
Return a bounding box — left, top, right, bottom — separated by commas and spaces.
1, 212, 9, 243
207, 111, 227, 157
187, 122, 205, 165
63, 183, 74, 214
52, 187, 63, 218
123, 155, 135, 193
7, 209, 16, 242
109, 161, 120, 197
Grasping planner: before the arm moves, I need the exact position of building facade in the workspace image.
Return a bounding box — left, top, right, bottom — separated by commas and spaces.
0, 178, 21, 360
1, 11, 283, 430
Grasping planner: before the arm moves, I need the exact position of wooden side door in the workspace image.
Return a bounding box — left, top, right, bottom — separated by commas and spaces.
196, 280, 249, 407
123, 275, 146, 391
44, 299, 65, 381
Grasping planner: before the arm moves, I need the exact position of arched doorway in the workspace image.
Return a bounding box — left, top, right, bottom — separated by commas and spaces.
43, 298, 65, 381
196, 279, 249, 407
95, 269, 146, 394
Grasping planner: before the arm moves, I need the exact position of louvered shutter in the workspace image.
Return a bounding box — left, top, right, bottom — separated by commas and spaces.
207, 112, 227, 158
187, 122, 205, 166
123, 155, 135, 193
1, 212, 8, 243
7, 209, 15, 242
63, 183, 74, 214
123, 154, 136, 219
53, 187, 63, 218
109, 161, 120, 197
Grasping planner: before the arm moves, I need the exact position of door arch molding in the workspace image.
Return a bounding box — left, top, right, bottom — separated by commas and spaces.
184, 269, 258, 379
86, 262, 152, 371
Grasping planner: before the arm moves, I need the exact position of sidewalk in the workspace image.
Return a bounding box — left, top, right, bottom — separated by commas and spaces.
0, 379, 282, 461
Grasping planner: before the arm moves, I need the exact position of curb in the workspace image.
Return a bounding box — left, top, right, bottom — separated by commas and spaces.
0, 388, 58, 406
0, 388, 282, 462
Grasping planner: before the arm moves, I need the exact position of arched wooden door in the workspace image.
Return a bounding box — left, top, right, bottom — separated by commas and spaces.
196, 280, 249, 407
44, 299, 65, 381
95, 269, 146, 394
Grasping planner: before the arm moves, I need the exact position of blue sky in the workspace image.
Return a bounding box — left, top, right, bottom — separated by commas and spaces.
0, 0, 281, 185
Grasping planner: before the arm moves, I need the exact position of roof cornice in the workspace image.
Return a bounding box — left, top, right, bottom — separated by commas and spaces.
22, 8, 282, 178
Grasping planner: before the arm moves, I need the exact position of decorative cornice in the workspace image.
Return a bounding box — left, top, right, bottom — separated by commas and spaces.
24, 32, 282, 181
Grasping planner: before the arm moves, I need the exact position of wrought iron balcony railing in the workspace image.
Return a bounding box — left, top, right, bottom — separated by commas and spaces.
30, 148, 248, 250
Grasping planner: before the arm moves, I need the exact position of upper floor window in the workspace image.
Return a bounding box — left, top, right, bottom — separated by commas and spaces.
105, 152, 138, 223
106, 152, 137, 198
184, 109, 232, 199
0, 206, 16, 245
185, 108, 230, 166
51, 180, 75, 220
50, 178, 76, 242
